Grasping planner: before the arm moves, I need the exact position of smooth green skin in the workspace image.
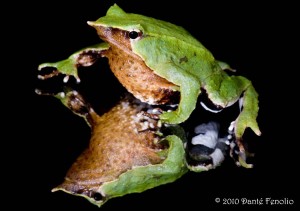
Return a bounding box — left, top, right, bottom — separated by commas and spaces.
89, 4, 261, 139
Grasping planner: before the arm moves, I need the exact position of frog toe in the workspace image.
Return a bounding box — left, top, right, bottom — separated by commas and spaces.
38, 60, 81, 83
37, 67, 61, 80
227, 134, 254, 168
237, 153, 253, 168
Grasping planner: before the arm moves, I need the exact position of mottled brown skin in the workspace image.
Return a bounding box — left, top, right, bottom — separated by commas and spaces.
95, 26, 179, 105
48, 25, 181, 200
55, 95, 165, 197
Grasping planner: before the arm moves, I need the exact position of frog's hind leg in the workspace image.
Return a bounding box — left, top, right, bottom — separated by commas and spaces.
233, 79, 261, 167
206, 75, 261, 167
226, 76, 261, 139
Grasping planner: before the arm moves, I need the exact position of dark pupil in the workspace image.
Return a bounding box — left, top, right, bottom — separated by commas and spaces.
93, 192, 103, 201
129, 31, 139, 39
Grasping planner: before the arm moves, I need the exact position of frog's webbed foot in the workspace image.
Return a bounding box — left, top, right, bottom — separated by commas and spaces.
37, 43, 110, 83
36, 87, 98, 127
58, 89, 98, 127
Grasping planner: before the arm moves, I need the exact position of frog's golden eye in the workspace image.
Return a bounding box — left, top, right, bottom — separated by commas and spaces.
128, 31, 142, 39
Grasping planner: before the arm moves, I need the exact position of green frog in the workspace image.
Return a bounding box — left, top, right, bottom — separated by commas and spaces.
37, 4, 261, 207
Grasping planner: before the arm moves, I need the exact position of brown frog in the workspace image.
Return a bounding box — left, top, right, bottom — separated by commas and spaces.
45, 90, 187, 207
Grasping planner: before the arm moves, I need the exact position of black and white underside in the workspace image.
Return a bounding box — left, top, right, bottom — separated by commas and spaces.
186, 121, 241, 171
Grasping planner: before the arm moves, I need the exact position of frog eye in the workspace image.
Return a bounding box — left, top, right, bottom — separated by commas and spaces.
128, 30, 142, 39
92, 192, 103, 201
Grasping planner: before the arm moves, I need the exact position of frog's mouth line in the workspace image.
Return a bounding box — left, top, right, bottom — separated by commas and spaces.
93, 26, 141, 60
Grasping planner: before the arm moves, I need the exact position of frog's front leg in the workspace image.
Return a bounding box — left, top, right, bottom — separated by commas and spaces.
158, 64, 201, 124
38, 43, 110, 82
36, 87, 99, 127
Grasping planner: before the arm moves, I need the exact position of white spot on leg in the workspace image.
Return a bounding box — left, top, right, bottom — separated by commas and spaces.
239, 97, 244, 111
37, 75, 45, 80
151, 108, 161, 114
157, 121, 162, 128
228, 121, 235, 133
59, 92, 65, 98
35, 89, 42, 95
63, 75, 69, 83
149, 122, 155, 129
72, 90, 79, 96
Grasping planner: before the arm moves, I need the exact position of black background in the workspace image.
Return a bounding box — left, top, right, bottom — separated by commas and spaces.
7, 0, 297, 210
